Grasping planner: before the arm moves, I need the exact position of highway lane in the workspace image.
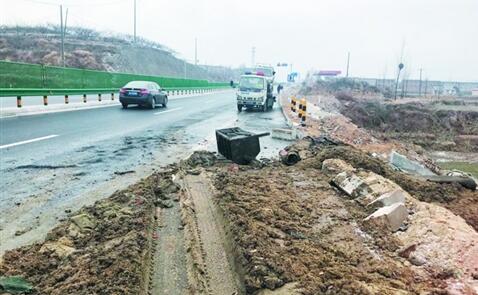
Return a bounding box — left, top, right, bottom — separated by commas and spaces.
0, 90, 290, 253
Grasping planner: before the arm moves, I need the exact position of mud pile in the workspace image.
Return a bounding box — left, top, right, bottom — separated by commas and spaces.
0, 170, 178, 294
212, 139, 478, 294
337, 97, 478, 152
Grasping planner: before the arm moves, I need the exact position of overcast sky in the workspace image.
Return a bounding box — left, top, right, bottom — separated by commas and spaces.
1, 0, 477, 81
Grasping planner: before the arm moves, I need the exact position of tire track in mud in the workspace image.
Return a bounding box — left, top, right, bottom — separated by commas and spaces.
183, 174, 241, 295
151, 202, 189, 295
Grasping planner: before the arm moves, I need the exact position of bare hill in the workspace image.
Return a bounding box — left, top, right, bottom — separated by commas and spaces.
0, 25, 241, 82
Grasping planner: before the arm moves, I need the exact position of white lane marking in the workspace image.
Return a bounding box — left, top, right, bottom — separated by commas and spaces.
0, 134, 59, 150
154, 107, 183, 115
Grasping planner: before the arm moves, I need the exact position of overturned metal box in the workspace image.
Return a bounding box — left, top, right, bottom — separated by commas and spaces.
215, 127, 269, 164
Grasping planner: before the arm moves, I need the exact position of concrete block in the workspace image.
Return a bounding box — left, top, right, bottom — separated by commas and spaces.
361, 172, 400, 196
322, 158, 356, 174
364, 203, 408, 232
271, 128, 300, 141
332, 172, 368, 198
368, 189, 406, 208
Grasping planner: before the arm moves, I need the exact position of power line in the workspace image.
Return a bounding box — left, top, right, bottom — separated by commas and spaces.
19, 0, 130, 7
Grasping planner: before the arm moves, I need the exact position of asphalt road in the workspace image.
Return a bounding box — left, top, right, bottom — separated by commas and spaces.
0, 90, 290, 253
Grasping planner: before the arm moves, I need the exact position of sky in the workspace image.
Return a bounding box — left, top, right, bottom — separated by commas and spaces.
1, 0, 477, 82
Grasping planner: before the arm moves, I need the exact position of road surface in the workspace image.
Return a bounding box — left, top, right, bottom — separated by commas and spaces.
0, 90, 290, 253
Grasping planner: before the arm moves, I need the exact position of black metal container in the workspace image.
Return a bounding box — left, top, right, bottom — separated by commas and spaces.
215, 127, 270, 164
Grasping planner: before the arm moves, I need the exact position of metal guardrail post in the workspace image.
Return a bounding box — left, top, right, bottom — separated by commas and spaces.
83, 94, 87, 103
17, 96, 22, 108
65, 95, 69, 104
43, 95, 48, 106
111, 93, 114, 100
98, 93, 102, 102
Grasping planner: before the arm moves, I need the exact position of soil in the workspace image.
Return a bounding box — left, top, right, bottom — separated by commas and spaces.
1, 145, 477, 294
0, 169, 184, 295
337, 97, 478, 153
211, 152, 445, 294
0, 173, 159, 294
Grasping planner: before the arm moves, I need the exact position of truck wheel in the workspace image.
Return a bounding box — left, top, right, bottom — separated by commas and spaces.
237, 104, 243, 112
162, 97, 168, 108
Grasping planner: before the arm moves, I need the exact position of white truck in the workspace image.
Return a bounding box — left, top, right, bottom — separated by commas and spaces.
236, 73, 275, 112
236, 67, 276, 112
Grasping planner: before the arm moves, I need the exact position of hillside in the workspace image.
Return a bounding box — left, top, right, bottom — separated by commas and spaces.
0, 25, 241, 82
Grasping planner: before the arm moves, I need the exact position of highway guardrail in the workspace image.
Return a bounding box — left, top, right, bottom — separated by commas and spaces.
0, 60, 230, 107
0, 86, 229, 108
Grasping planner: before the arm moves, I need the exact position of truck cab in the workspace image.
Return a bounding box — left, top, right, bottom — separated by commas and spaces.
236, 73, 275, 112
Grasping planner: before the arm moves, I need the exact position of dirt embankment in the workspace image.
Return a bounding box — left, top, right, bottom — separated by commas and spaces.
336, 96, 478, 152
0, 171, 169, 294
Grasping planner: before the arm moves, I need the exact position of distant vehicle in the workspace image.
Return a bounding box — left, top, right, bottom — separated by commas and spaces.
236, 73, 275, 112
119, 81, 168, 109
253, 64, 276, 82
254, 64, 277, 95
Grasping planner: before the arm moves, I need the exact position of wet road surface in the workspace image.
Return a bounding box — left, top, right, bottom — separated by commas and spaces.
0, 90, 290, 253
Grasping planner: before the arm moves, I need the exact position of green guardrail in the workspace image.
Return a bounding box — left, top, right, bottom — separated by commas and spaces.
0, 86, 227, 97
0, 60, 229, 95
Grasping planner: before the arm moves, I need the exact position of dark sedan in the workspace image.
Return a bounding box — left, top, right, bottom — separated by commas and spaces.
119, 81, 168, 109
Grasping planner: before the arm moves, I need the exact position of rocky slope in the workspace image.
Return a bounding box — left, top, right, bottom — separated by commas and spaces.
0, 25, 241, 82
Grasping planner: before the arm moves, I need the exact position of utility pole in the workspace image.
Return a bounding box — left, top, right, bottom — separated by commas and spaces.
418, 68, 423, 97
134, 0, 137, 43
251, 47, 256, 67
346, 52, 350, 78
195, 38, 198, 65
60, 5, 65, 67
394, 63, 404, 100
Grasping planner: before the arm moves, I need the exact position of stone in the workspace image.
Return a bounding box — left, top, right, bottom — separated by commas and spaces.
119, 207, 133, 216
40, 242, 76, 258
70, 213, 96, 231
67, 224, 84, 238
364, 203, 408, 232
409, 252, 427, 266
332, 171, 368, 198
57, 236, 74, 247
255, 282, 302, 295
368, 189, 406, 208
321, 158, 356, 174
